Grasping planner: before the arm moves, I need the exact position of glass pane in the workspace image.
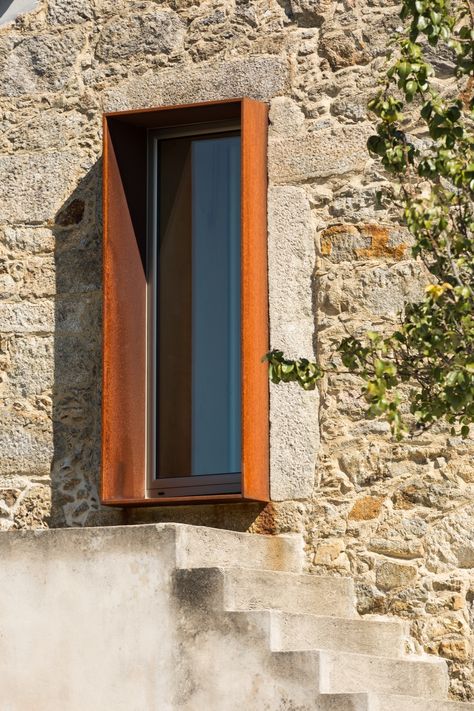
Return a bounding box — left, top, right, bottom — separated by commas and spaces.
156, 134, 241, 478
192, 136, 241, 475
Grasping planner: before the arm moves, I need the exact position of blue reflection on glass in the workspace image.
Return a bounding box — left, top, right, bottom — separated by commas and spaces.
191, 136, 241, 475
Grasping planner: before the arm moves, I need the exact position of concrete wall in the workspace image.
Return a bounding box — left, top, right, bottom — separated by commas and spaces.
0, 0, 472, 699
0, 525, 177, 709
0, 523, 310, 711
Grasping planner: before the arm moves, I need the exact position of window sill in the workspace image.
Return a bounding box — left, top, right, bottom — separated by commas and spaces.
101, 493, 258, 507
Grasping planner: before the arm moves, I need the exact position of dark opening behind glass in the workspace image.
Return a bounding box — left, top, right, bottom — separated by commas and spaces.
156, 134, 241, 478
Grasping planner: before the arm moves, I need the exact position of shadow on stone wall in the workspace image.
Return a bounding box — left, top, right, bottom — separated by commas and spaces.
50, 159, 269, 532
50, 159, 117, 528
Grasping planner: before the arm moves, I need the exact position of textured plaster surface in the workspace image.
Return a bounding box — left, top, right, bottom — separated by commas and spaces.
0, 0, 472, 699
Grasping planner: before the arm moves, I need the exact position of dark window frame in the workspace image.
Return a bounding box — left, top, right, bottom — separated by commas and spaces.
101, 98, 269, 506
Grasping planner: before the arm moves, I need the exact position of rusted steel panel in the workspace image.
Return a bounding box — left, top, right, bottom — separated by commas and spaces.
241, 98, 270, 502
101, 117, 147, 502
101, 99, 269, 505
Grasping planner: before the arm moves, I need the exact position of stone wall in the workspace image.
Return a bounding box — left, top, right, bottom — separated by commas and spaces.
0, 0, 472, 700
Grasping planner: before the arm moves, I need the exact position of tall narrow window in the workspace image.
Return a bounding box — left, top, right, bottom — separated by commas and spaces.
148, 128, 242, 495
102, 99, 269, 505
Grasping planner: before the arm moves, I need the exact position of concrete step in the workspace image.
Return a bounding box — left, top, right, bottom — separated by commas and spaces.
318, 649, 449, 699
174, 566, 357, 617
318, 693, 474, 710
317, 694, 371, 711
216, 609, 404, 658
172, 524, 304, 573
368, 694, 474, 710
224, 567, 357, 617
272, 611, 404, 657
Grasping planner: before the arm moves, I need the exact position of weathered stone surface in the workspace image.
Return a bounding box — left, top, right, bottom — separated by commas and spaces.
13, 484, 51, 529
95, 10, 184, 61
314, 539, 350, 571
317, 261, 428, 317
8, 335, 54, 397
426, 507, 474, 572
0, 30, 84, 95
55, 294, 100, 335
320, 224, 409, 262
0, 300, 54, 334
319, 30, 371, 71
46, 0, 94, 25
0, 226, 54, 255
370, 536, 425, 561
0, 152, 83, 224
348, 496, 384, 521
0, 409, 52, 476
55, 248, 101, 294
269, 125, 372, 183
102, 56, 289, 111
288, 0, 334, 27
368, 517, 427, 560
270, 382, 319, 501
0, 110, 88, 153
268, 186, 314, 351
269, 96, 306, 136
268, 186, 319, 501
376, 561, 418, 591
356, 582, 386, 615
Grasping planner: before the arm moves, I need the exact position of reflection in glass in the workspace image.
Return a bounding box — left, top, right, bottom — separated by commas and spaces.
156, 134, 241, 478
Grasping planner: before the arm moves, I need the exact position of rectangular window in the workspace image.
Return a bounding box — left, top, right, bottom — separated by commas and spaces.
102, 99, 269, 505
148, 127, 242, 496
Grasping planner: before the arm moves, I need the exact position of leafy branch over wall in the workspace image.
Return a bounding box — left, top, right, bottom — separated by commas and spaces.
266, 0, 474, 439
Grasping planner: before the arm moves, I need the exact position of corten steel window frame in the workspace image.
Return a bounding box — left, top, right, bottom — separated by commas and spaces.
101, 98, 269, 506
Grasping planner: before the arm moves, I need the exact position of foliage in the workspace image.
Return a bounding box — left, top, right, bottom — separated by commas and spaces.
266, 0, 474, 438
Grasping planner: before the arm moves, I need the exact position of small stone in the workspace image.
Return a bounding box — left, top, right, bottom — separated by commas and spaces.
348, 495, 384, 521
0, 489, 21, 507
95, 11, 185, 61
314, 539, 347, 566
288, 0, 334, 27
47, 0, 94, 25
269, 124, 372, 184
0, 30, 84, 96
320, 224, 408, 262
0, 152, 82, 223
0, 499, 12, 518
13, 485, 51, 529
439, 638, 471, 663
432, 578, 464, 593
269, 97, 305, 135
319, 30, 371, 71
376, 561, 417, 591
369, 537, 425, 560
388, 585, 428, 615
356, 582, 386, 615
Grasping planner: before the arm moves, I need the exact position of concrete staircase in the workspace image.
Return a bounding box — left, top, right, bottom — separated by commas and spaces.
0, 523, 472, 710
171, 524, 473, 711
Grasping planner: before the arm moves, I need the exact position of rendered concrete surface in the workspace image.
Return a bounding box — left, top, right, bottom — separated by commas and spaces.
0, 524, 178, 710
0, 523, 472, 710
0, 523, 304, 710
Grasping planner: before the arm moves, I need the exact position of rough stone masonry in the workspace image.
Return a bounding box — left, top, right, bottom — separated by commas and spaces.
0, 0, 472, 700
